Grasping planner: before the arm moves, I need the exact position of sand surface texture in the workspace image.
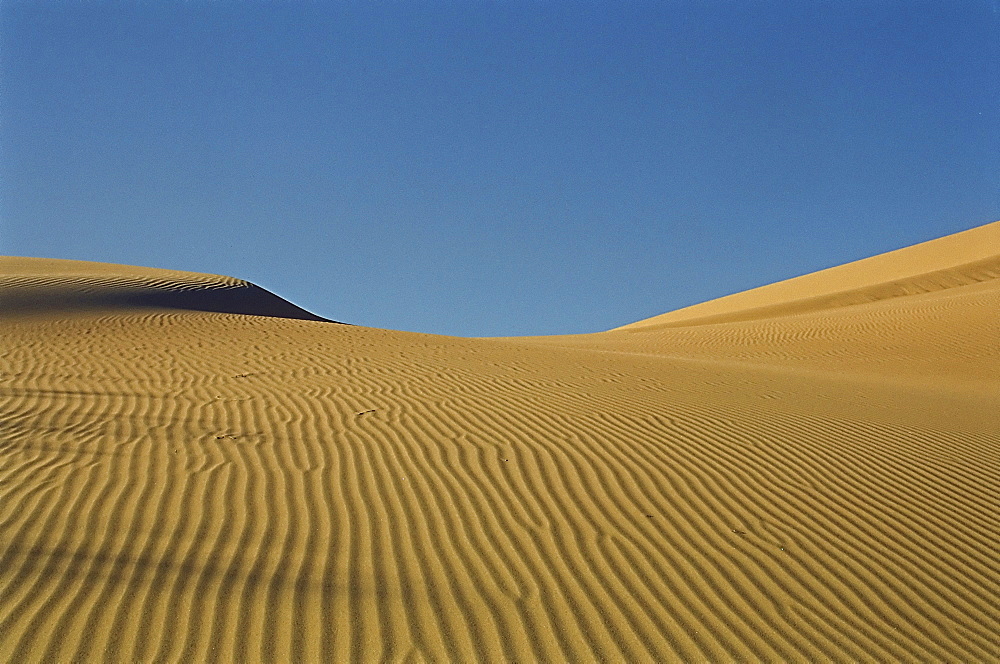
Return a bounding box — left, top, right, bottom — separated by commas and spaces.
2, 222, 999, 662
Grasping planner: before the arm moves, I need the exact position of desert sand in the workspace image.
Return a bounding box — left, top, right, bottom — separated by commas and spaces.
1, 221, 999, 662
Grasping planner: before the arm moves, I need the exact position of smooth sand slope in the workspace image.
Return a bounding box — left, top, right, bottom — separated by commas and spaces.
1, 222, 999, 662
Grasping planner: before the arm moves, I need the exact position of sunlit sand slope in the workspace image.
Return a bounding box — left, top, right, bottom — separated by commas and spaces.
2, 230, 999, 662
618, 219, 1000, 329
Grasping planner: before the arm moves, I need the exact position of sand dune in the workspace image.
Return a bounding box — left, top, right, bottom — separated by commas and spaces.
618, 220, 1000, 329
1, 224, 998, 663
0, 258, 331, 321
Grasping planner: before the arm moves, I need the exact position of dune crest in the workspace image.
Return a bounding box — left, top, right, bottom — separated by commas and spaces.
618, 219, 1000, 329
0, 257, 331, 322
1, 227, 998, 662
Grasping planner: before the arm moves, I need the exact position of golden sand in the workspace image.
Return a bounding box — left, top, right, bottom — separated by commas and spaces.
2, 222, 998, 662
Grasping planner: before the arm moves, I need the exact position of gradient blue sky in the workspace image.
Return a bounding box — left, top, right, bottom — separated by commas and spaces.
2, 1, 998, 336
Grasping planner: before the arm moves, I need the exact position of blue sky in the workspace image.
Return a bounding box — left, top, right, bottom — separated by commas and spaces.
2, 1, 997, 336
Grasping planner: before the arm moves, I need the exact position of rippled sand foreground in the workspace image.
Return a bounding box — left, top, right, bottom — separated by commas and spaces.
2, 222, 999, 662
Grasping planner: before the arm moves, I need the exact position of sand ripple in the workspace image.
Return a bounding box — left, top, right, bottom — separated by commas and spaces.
2, 230, 999, 662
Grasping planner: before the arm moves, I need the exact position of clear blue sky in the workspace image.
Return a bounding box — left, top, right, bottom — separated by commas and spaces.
2, 1, 998, 336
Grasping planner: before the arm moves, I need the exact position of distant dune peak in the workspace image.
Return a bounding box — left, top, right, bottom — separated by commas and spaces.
619, 219, 1000, 330
0, 256, 333, 322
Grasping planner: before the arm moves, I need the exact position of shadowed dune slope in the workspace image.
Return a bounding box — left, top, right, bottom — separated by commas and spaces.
0, 257, 332, 322
1, 228, 999, 663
